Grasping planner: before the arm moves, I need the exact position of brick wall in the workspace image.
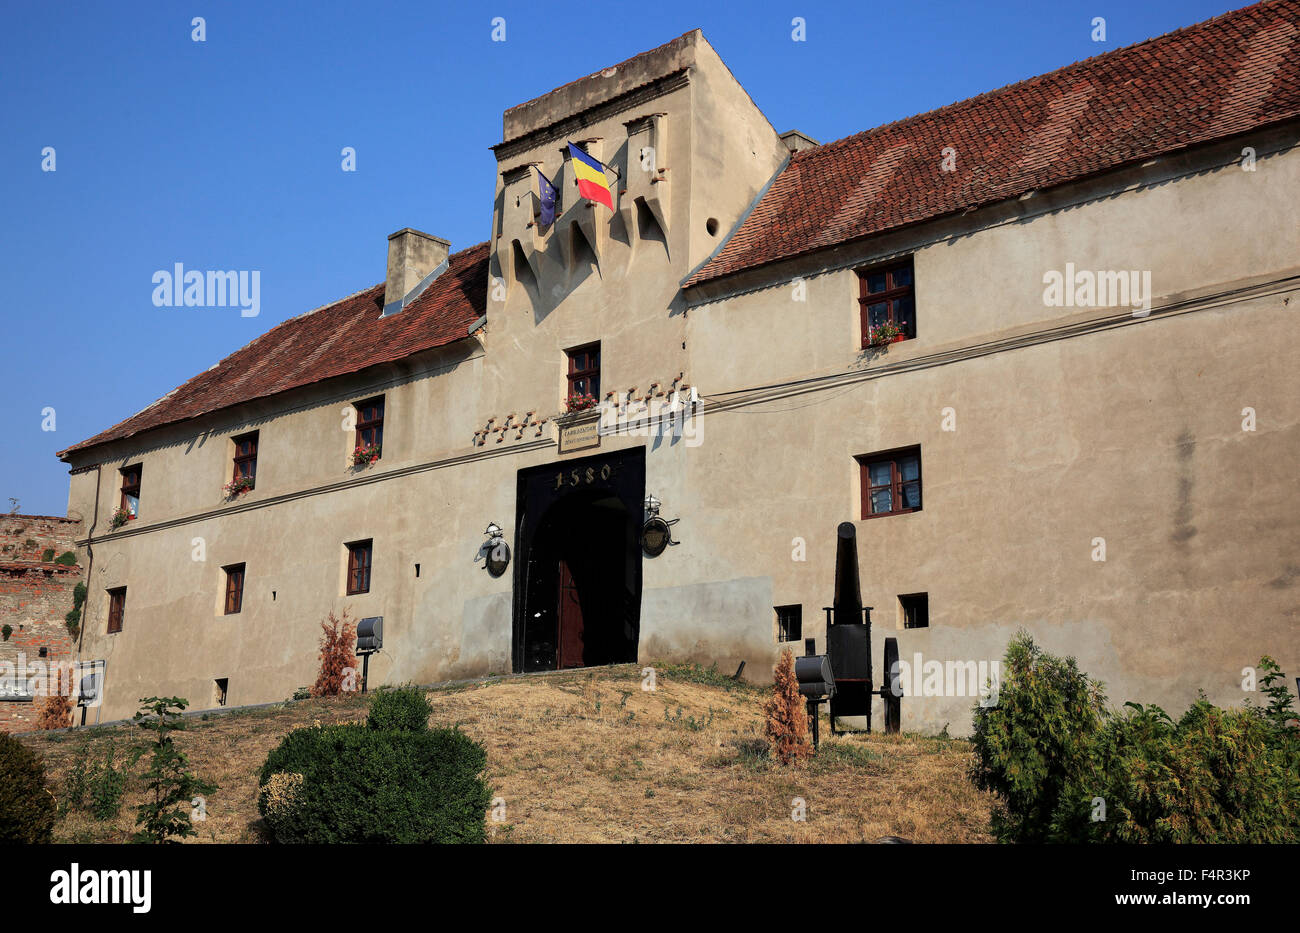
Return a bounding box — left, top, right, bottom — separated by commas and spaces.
0, 514, 82, 732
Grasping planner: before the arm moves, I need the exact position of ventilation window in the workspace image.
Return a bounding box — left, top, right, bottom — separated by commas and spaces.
775, 605, 802, 643
705, 217, 719, 236
214, 678, 228, 707
899, 593, 929, 629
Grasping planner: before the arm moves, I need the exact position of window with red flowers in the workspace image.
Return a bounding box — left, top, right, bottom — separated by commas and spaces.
857, 259, 915, 347
119, 465, 141, 519
566, 343, 600, 407
232, 432, 258, 488
354, 397, 384, 460
858, 446, 922, 519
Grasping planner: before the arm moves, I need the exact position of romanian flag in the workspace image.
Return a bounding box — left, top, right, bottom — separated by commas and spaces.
567, 142, 614, 211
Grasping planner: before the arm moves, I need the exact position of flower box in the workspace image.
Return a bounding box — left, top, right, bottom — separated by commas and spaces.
223, 476, 255, 498
352, 443, 381, 466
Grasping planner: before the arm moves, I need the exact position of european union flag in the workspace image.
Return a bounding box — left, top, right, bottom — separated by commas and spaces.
536, 167, 559, 227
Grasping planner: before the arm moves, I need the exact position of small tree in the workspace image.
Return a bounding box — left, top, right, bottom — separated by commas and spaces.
312, 610, 359, 698
36, 690, 72, 731
764, 648, 812, 765
131, 696, 216, 844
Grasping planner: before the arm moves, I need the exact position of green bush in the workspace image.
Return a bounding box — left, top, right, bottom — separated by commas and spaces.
257, 723, 491, 843
366, 684, 433, 731
0, 732, 56, 843
968, 631, 1106, 842
972, 635, 1300, 843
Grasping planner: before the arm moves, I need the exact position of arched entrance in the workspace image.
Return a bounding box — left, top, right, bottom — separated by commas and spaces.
513, 449, 643, 672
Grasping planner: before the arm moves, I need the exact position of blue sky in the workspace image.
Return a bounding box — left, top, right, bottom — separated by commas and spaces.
1, 0, 1238, 515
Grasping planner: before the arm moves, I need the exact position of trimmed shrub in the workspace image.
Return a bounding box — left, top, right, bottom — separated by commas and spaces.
0, 732, 56, 843
367, 685, 433, 732
972, 635, 1300, 843
257, 723, 491, 844
764, 647, 812, 765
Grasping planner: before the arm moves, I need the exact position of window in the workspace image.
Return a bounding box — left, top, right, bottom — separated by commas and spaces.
119, 465, 141, 519
566, 343, 600, 403
775, 605, 802, 643
900, 593, 929, 629
214, 678, 228, 707
107, 587, 126, 634
354, 397, 384, 457
346, 540, 373, 595
232, 432, 258, 488
858, 259, 915, 347
858, 446, 922, 518
223, 563, 245, 615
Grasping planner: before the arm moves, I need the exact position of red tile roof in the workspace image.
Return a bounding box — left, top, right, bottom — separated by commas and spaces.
59, 242, 489, 459
685, 0, 1300, 288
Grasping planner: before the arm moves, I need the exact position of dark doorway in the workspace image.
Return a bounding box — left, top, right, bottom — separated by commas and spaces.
513, 449, 644, 673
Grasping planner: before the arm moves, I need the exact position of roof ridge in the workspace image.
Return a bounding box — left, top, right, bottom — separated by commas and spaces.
797, 0, 1281, 160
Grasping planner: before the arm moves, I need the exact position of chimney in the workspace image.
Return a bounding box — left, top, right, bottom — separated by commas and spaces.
779, 130, 821, 153
383, 228, 450, 315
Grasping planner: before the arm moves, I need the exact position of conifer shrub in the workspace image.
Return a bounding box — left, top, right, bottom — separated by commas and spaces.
257, 719, 491, 844
366, 684, 433, 731
968, 631, 1106, 842
764, 647, 812, 765
0, 732, 56, 843
971, 634, 1300, 843
311, 610, 358, 698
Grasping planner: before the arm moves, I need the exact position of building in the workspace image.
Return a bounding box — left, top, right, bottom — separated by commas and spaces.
0, 514, 82, 731
57, 3, 1300, 731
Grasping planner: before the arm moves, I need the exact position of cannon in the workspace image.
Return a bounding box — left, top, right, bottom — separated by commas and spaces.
823, 522, 902, 734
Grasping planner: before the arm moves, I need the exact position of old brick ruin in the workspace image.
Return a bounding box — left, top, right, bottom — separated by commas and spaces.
0, 513, 82, 732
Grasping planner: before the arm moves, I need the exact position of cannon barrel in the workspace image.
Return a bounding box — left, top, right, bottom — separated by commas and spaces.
832, 521, 862, 627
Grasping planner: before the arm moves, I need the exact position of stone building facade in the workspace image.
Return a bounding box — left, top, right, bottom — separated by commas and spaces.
55, 4, 1300, 731
0, 515, 81, 731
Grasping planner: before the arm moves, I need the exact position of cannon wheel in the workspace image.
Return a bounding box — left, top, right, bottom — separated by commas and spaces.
882, 637, 901, 734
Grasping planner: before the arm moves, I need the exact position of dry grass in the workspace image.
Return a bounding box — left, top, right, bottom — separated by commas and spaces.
20, 664, 994, 844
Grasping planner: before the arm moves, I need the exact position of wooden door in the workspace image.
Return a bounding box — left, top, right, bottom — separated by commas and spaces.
556, 559, 585, 669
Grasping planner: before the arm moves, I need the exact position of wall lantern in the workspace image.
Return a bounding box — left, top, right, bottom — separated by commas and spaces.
483, 522, 511, 577
641, 495, 679, 558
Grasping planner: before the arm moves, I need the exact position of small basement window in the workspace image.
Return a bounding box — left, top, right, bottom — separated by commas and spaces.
899, 593, 929, 629
775, 605, 803, 643
214, 678, 228, 707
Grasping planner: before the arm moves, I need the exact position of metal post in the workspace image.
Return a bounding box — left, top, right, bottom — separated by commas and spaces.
361, 653, 370, 694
